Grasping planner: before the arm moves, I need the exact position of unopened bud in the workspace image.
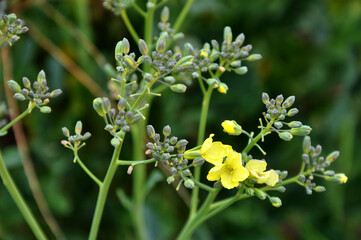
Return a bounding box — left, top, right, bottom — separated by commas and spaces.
287, 108, 299, 117
123, 55, 137, 70
223, 26, 232, 45
163, 125, 171, 137
40, 106, 51, 113
37, 70, 46, 86
288, 121, 302, 128
22, 77, 31, 88
50, 89, 62, 98
167, 176, 175, 184
269, 197, 282, 207
254, 188, 267, 200
290, 125, 312, 136
184, 179, 195, 189
14, 93, 26, 101
7, 80, 21, 93
160, 6, 169, 22
246, 54, 262, 61
278, 132, 293, 141
127, 165, 133, 175
326, 151, 339, 163
313, 186, 326, 192
193, 157, 205, 167
75, 121, 82, 134
138, 39, 148, 55
156, 32, 168, 53
62, 127, 70, 137
325, 173, 348, 184
164, 76, 175, 84
170, 84, 187, 93
147, 125, 155, 139
217, 83, 228, 94
93, 98, 106, 117
262, 92, 270, 104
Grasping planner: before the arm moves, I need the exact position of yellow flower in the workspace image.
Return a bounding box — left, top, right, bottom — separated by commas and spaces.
245, 160, 279, 187
217, 83, 228, 94
221, 120, 242, 135
207, 147, 249, 189
200, 134, 227, 166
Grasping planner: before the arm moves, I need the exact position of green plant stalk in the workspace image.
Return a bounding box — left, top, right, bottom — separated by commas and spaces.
0, 106, 32, 135
242, 119, 274, 154
0, 149, 48, 240
144, 0, 156, 46
177, 188, 220, 240
88, 132, 125, 240
74, 151, 102, 187
173, 0, 196, 33
120, 10, 140, 43
131, 123, 148, 240
190, 87, 214, 217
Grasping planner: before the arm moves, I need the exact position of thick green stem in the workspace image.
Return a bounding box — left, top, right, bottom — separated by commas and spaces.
190, 87, 214, 217
0, 149, 48, 240
144, 0, 156, 47
173, 0, 195, 33
177, 189, 220, 240
88, 132, 125, 240
131, 122, 148, 240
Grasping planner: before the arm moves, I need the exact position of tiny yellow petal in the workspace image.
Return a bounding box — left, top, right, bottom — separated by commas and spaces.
222, 120, 236, 134
220, 172, 239, 189
207, 165, 224, 181
202, 142, 226, 166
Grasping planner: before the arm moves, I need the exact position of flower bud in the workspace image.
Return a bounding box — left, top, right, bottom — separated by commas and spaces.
40, 106, 51, 113
147, 125, 155, 139
274, 121, 283, 129
122, 38, 130, 54
254, 188, 267, 200
83, 132, 91, 140
184, 179, 195, 189
156, 32, 169, 53
14, 93, 26, 101
93, 97, 106, 117
279, 170, 288, 179
290, 125, 312, 136
221, 120, 242, 135
163, 125, 171, 137
287, 108, 299, 117
276, 186, 286, 193
282, 96, 295, 108
138, 39, 148, 55
246, 54, 262, 61
164, 76, 175, 84
22, 77, 31, 88
193, 157, 205, 167
245, 187, 254, 196
269, 197, 282, 207
7, 80, 21, 93
303, 136, 311, 154
234, 66, 248, 75
75, 121, 82, 134
205, 78, 219, 87
235, 33, 245, 46
37, 70, 46, 86
223, 26, 232, 45
217, 83, 228, 94
115, 40, 124, 61
160, 6, 169, 22
176, 139, 188, 152
123, 55, 137, 70
326, 151, 339, 163
325, 173, 348, 184
50, 89, 62, 98
262, 92, 270, 104
117, 98, 127, 111
170, 84, 187, 93
287, 121, 302, 128
183, 149, 202, 159
278, 132, 293, 141
313, 186, 326, 192
62, 127, 70, 137
230, 60, 241, 68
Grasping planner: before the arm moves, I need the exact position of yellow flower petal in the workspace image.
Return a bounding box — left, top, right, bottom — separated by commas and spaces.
200, 134, 215, 154
202, 142, 226, 166
245, 159, 267, 173
207, 165, 224, 181
220, 172, 239, 189
257, 170, 279, 186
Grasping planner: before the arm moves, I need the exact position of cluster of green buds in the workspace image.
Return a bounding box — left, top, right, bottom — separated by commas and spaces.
7, 70, 62, 113
0, 102, 8, 129
261, 92, 311, 141
61, 121, 91, 156
185, 26, 261, 94
0, 13, 28, 47
299, 136, 347, 194
93, 97, 146, 146
145, 125, 200, 189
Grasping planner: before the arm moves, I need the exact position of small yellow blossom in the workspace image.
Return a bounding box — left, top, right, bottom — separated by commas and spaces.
199, 50, 209, 58
336, 173, 348, 183
245, 159, 279, 187
207, 146, 249, 189
217, 83, 228, 94
221, 120, 242, 135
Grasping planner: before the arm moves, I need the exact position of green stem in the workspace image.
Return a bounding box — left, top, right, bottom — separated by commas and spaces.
0, 149, 48, 240
190, 87, 214, 217
74, 151, 102, 187
120, 10, 140, 43
242, 119, 274, 154
131, 123, 148, 240
177, 188, 220, 240
131, 1, 147, 17
0, 106, 32, 135
88, 132, 125, 240
144, 0, 156, 47
173, 0, 195, 33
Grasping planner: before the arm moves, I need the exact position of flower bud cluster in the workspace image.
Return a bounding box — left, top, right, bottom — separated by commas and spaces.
299, 136, 347, 194
0, 13, 28, 47
61, 121, 91, 150
261, 93, 311, 141
157, 7, 184, 41
93, 97, 145, 134
7, 70, 62, 113
145, 125, 195, 189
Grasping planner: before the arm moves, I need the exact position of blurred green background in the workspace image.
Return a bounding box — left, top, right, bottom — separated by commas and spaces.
0, 0, 360, 239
